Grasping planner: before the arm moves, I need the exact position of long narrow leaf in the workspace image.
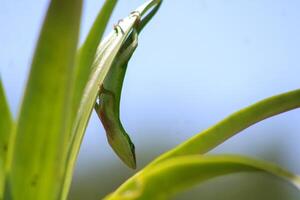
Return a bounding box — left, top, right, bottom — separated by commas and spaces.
135, 0, 162, 33
60, 30, 118, 200
71, 0, 117, 129
10, 0, 82, 199
0, 80, 13, 198
151, 89, 300, 165
61, 3, 117, 196
107, 155, 300, 200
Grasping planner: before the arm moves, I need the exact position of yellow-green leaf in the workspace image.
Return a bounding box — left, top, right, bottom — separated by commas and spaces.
0, 80, 13, 198
107, 155, 300, 200
151, 89, 300, 165
71, 0, 117, 130
10, 0, 82, 199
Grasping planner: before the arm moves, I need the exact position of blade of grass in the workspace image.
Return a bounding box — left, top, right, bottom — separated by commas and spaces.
151, 89, 300, 165
10, 0, 82, 199
71, 0, 117, 131
0, 80, 13, 199
107, 155, 300, 200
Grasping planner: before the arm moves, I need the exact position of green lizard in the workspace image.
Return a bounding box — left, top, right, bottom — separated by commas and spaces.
94, 28, 138, 169
94, 0, 162, 169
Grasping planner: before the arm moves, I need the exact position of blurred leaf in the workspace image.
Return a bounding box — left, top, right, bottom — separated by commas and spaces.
71, 0, 117, 130
10, 0, 82, 199
151, 89, 300, 165
0, 80, 13, 198
107, 155, 300, 200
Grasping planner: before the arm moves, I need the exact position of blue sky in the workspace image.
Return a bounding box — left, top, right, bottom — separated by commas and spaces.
1, 0, 300, 199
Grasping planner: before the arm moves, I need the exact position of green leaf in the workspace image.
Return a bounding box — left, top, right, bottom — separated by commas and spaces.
62, 3, 118, 196
71, 0, 117, 130
60, 30, 119, 200
10, 0, 82, 199
0, 80, 13, 198
107, 155, 300, 200
151, 89, 300, 165
135, 0, 162, 33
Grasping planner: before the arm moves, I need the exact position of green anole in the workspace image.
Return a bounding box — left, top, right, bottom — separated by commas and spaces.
94, 0, 162, 169
94, 28, 138, 169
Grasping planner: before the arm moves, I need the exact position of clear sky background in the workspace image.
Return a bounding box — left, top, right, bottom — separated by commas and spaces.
1, 0, 300, 199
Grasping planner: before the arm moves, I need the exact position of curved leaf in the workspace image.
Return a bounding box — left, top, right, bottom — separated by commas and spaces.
107, 155, 300, 200
59, 2, 117, 199
10, 0, 82, 199
151, 89, 300, 165
71, 0, 117, 130
135, 0, 162, 33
